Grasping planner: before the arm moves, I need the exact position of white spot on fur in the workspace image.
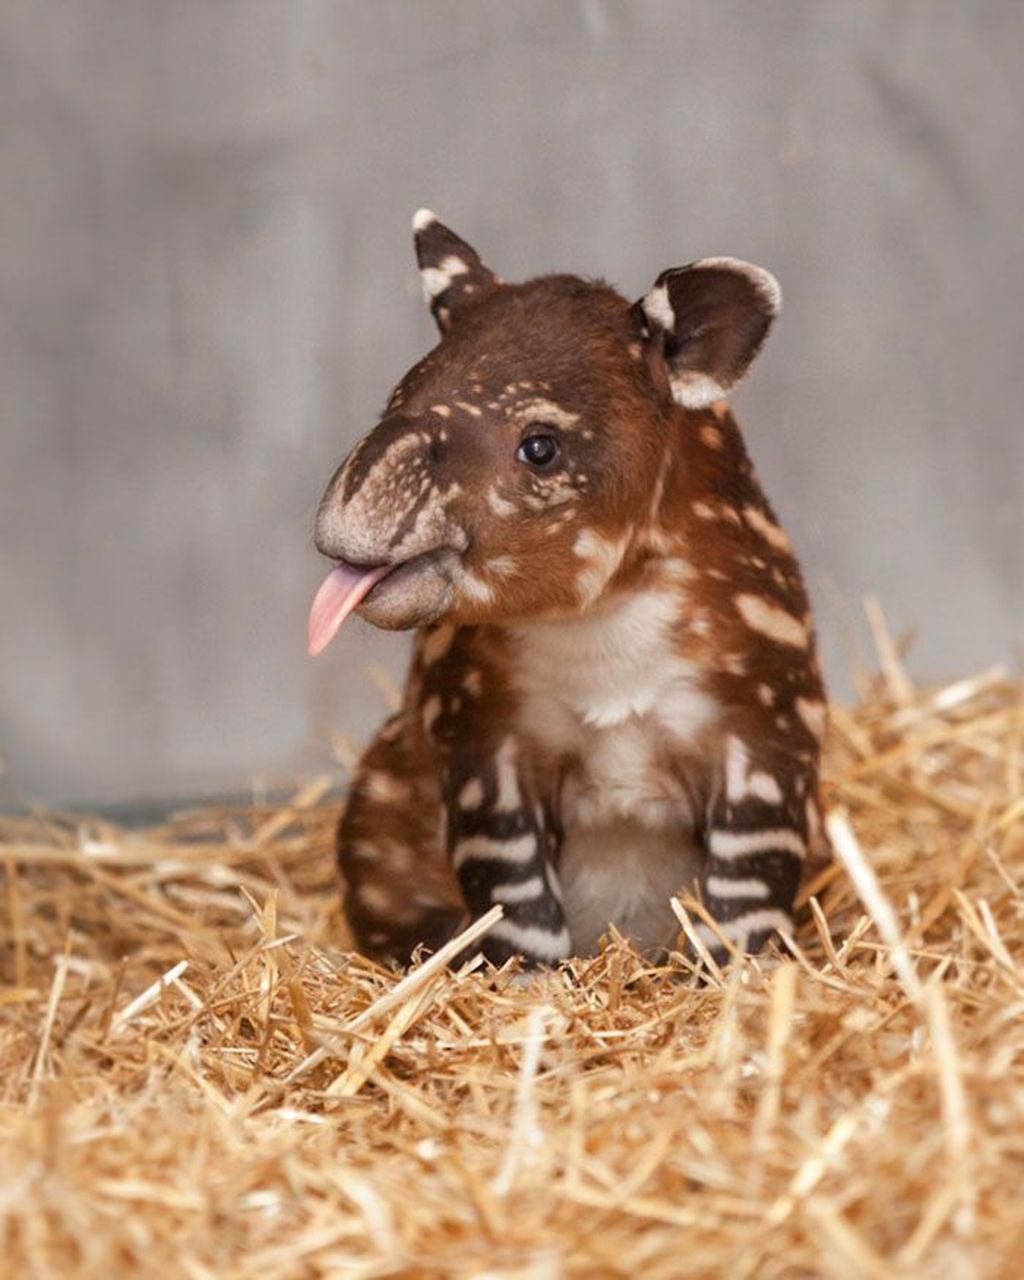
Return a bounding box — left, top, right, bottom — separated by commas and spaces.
358, 882, 394, 914
735, 594, 809, 648
744, 505, 792, 553
700, 424, 725, 450
431, 404, 451, 418
757, 683, 776, 706
670, 371, 727, 410
663, 557, 693, 582
523, 474, 577, 510
491, 875, 545, 905
452, 833, 537, 870
487, 919, 571, 961
518, 398, 580, 431
412, 207, 438, 232
725, 737, 783, 805
708, 828, 806, 860
456, 566, 495, 603
494, 737, 521, 812
705, 875, 771, 901
749, 774, 783, 805
692, 501, 716, 521
458, 777, 484, 810
379, 717, 404, 742
422, 624, 455, 665
422, 695, 442, 732
462, 668, 483, 697
642, 283, 675, 331
420, 254, 469, 301
362, 771, 412, 804
796, 696, 827, 742
573, 528, 628, 606
806, 796, 821, 846
487, 486, 517, 517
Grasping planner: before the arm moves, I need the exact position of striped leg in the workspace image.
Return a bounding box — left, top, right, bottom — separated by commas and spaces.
446, 738, 570, 969
696, 736, 817, 964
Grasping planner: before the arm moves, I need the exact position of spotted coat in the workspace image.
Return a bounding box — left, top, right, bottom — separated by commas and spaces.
314, 212, 827, 969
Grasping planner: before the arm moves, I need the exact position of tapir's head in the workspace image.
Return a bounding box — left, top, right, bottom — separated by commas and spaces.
309, 212, 780, 653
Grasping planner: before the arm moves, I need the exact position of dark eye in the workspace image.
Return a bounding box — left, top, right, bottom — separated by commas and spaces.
516, 432, 560, 470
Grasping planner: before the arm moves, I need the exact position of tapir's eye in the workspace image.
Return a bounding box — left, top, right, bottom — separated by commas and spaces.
516, 432, 560, 470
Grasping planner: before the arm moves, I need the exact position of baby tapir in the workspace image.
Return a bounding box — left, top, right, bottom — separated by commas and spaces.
309, 210, 826, 970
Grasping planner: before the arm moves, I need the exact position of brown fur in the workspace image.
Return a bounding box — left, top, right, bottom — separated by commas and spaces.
314, 214, 825, 968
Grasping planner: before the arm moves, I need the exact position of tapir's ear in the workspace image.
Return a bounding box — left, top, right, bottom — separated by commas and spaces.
412, 209, 500, 334
632, 258, 781, 408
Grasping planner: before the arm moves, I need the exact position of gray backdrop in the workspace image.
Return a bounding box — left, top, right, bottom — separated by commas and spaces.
2, 1, 1022, 806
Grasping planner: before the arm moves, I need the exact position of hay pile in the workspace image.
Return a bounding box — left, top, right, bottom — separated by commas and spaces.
1, 660, 1022, 1278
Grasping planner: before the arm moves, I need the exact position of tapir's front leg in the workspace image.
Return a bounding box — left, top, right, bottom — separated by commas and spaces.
444, 739, 571, 967
421, 629, 571, 969
695, 734, 820, 965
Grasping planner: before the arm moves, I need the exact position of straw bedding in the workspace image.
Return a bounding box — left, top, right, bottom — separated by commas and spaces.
1, 658, 1022, 1278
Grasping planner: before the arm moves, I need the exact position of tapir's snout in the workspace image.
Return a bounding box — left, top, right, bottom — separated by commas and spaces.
310, 418, 466, 644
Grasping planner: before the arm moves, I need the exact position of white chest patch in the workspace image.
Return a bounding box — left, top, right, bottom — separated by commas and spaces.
510, 588, 718, 952
511, 588, 712, 737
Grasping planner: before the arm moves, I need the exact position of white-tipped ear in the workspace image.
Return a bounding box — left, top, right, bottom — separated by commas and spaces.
633, 257, 781, 408
412, 211, 500, 334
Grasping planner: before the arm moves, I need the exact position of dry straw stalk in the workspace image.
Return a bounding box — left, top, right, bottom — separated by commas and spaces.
1, 659, 1022, 1277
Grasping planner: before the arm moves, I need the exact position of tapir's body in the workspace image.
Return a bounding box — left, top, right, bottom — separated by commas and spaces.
311, 213, 826, 969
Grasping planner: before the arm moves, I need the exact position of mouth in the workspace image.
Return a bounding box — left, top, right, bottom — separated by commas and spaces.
307, 552, 446, 655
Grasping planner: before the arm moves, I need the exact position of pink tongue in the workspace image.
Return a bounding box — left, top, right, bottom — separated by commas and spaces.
307, 563, 391, 656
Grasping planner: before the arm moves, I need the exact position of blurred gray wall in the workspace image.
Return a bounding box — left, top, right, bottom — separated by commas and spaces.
2, 1, 1022, 806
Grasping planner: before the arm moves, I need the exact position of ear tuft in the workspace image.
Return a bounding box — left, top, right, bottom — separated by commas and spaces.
412, 212, 499, 334
635, 258, 781, 409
